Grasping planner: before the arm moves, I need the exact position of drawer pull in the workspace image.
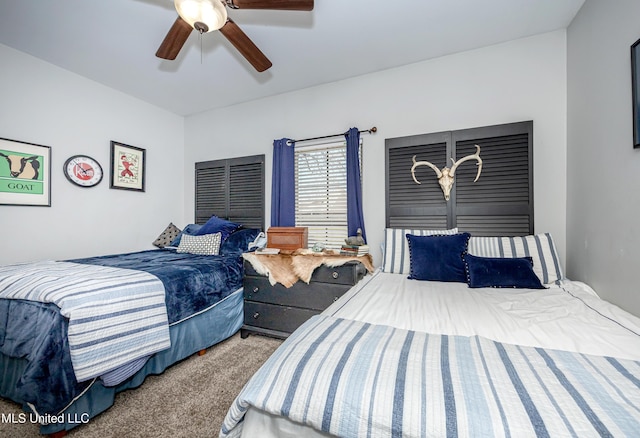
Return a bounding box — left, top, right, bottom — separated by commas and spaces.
333, 296, 339, 302
332, 271, 339, 279
252, 286, 259, 293
253, 312, 260, 319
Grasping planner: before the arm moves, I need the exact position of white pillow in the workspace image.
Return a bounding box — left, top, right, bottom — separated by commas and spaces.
382, 228, 459, 274
468, 233, 563, 285
177, 232, 221, 255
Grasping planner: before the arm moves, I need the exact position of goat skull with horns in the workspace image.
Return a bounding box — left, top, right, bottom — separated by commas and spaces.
411, 145, 482, 201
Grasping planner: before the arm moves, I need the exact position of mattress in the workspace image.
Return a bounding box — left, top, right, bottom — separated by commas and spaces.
325, 271, 640, 360
235, 270, 640, 437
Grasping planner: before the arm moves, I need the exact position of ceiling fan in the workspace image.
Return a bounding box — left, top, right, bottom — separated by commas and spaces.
156, 0, 314, 72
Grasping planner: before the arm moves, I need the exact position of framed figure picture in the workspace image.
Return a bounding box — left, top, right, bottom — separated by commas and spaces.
0, 137, 51, 206
110, 141, 146, 192
632, 37, 640, 148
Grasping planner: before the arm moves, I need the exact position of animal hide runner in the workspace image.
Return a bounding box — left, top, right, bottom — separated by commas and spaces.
242, 251, 375, 288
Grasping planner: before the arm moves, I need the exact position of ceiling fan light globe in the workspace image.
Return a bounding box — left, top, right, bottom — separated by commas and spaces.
174, 0, 228, 33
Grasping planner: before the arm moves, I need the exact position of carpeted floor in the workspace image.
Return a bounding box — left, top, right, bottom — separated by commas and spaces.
0, 333, 282, 437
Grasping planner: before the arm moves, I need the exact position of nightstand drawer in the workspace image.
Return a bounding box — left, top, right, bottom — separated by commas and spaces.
244, 276, 348, 311
243, 260, 366, 285
311, 262, 367, 285
244, 301, 318, 334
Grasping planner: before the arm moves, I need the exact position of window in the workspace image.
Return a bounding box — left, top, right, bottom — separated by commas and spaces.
294, 140, 362, 249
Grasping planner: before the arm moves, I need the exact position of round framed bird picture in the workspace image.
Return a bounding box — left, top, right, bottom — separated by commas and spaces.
64, 155, 103, 188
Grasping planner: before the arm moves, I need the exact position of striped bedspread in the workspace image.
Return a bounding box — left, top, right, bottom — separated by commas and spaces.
221, 315, 640, 438
0, 261, 170, 382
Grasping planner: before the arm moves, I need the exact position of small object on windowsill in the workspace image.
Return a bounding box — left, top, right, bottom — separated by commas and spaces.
256, 247, 280, 255
311, 242, 325, 253
341, 244, 369, 256
344, 228, 366, 246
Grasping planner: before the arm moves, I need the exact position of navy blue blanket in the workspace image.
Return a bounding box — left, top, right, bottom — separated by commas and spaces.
71, 248, 243, 324
0, 299, 88, 414
0, 248, 245, 415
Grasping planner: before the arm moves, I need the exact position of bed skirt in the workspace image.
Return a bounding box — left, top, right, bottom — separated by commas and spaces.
0, 287, 244, 435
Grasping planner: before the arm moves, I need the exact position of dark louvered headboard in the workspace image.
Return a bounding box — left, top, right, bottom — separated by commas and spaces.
195, 154, 265, 230
385, 121, 533, 236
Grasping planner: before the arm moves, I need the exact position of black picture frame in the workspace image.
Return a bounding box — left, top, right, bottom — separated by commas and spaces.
0, 137, 52, 206
110, 141, 146, 192
632, 38, 640, 148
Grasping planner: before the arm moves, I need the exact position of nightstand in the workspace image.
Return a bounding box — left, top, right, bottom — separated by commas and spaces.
240, 259, 367, 339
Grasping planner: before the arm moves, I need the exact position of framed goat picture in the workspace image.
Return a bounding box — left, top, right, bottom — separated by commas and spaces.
632, 37, 640, 148
0, 137, 51, 206
110, 141, 146, 192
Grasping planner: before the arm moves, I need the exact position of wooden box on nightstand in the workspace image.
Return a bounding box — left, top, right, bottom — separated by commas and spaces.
266, 227, 308, 251
241, 259, 366, 339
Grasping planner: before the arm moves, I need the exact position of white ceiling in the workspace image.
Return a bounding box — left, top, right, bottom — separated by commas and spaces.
0, 0, 584, 116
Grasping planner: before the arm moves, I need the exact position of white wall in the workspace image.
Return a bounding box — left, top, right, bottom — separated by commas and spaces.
567, 0, 640, 316
185, 31, 568, 268
0, 30, 571, 291
0, 44, 185, 264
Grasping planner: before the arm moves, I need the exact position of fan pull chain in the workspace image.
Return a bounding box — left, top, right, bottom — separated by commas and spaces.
199, 30, 204, 64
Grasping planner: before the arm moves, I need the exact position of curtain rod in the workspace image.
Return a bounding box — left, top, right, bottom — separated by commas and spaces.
287, 126, 377, 145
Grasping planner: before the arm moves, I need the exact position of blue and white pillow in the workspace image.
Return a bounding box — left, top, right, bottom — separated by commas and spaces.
468, 233, 563, 285
382, 227, 458, 274
177, 232, 222, 256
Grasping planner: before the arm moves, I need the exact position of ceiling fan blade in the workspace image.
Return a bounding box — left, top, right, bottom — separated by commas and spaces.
227, 0, 313, 11
219, 19, 272, 72
156, 16, 193, 60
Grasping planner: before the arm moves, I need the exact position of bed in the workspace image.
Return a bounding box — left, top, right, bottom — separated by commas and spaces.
220, 230, 640, 437
0, 220, 261, 436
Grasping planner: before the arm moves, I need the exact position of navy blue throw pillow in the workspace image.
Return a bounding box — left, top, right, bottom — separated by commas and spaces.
406, 233, 470, 282
463, 254, 546, 289
195, 215, 241, 243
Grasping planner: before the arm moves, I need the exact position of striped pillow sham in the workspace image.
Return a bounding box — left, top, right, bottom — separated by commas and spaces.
468, 233, 563, 285
382, 228, 459, 274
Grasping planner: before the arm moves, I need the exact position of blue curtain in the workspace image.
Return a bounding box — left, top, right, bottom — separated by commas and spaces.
345, 127, 367, 242
271, 138, 295, 227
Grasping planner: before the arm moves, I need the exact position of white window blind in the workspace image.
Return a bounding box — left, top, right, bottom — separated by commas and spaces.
294, 140, 362, 249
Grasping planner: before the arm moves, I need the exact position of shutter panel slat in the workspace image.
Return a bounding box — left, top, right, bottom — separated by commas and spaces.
386, 137, 449, 228
195, 155, 264, 230
195, 166, 226, 224
453, 125, 532, 235
456, 215, 530, 236
386, 121, 533, 235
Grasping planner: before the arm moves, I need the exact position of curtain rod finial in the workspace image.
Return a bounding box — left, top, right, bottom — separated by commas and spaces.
369, 127, 377, 134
